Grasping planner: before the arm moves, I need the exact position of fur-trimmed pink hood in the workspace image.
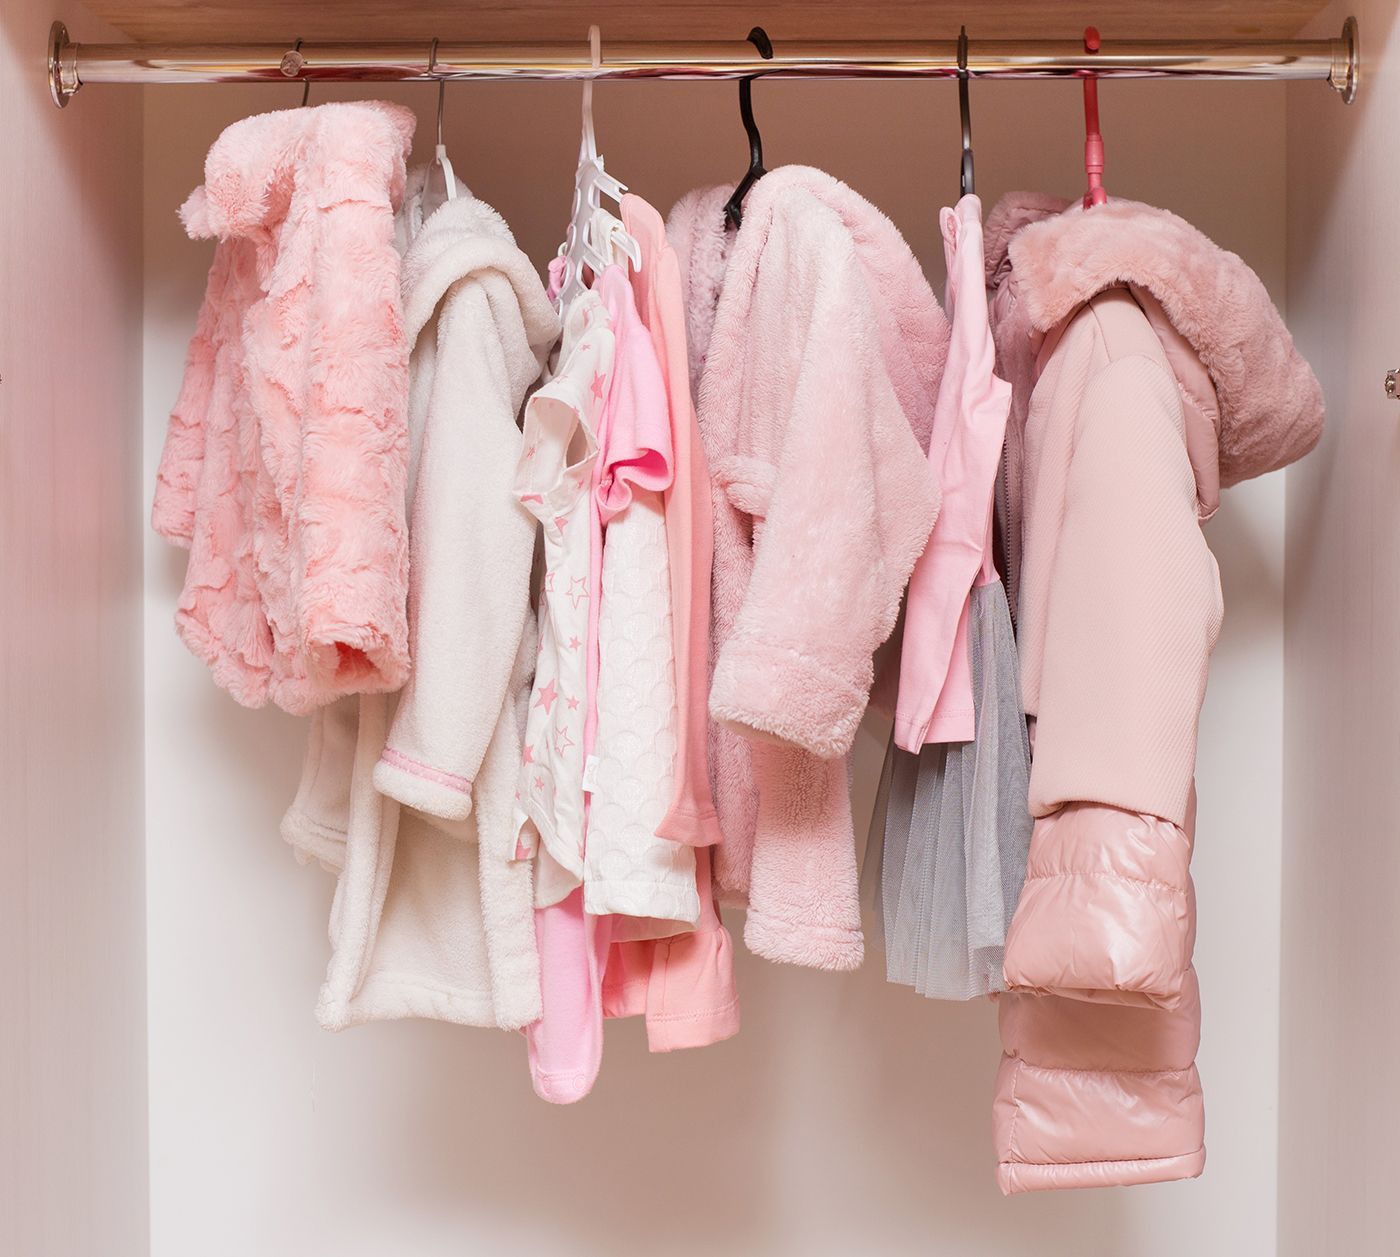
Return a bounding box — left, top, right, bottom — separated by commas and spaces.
154, 102, 416, 714
986, 193, 1324, 488
668, 167, 948, 969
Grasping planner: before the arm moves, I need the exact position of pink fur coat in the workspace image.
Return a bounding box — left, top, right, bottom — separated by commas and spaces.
984, 194, 1323, 1193
153, 102, 416, 714
668, 168, 949, 969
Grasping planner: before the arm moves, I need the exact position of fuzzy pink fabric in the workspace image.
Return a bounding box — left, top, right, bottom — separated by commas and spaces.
153, 102, 416, 714
1002, 195, 1323, 490
668, 169, 948, 969
985, 195, 1324, 1193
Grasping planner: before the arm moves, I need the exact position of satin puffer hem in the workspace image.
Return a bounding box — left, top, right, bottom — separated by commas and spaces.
993, 1045, 1204, 1193
997, 1148, 1206, 1194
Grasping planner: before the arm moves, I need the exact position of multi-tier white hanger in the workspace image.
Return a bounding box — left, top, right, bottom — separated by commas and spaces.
555, 26, 641, 309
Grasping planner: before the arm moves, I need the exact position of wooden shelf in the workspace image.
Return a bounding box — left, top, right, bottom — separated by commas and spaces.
78, 1, 1333, 45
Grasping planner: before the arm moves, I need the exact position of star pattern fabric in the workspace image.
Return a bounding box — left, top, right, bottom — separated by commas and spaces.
510, 288, 614, 898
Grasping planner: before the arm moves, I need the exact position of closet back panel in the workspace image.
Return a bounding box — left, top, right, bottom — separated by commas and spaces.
143, 76, 1289, 1256
1, 3, 147, 1256
1282, 1, 1400, 1251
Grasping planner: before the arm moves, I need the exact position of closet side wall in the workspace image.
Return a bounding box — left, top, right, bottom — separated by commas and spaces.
1282, 3, 1400, 1252
0, 4, 147, 1257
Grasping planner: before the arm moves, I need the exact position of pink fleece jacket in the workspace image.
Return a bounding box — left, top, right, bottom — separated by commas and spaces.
154, 102, 416, 714
985, 194, 1324, 1194
668, 168, 949, 969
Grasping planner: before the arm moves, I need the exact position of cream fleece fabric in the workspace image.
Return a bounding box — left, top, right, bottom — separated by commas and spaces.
281, 178, 559, 1030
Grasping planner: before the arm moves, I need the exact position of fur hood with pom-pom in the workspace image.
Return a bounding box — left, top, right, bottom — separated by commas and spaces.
153, 101, 416, 714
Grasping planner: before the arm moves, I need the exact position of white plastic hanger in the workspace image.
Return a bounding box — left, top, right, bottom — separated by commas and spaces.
427, 38, 458, 204
556, 26, 640, 308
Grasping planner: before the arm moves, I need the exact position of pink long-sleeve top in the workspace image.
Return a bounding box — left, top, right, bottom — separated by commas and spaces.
620, 194, 725, 848
893, 194, 1013, 751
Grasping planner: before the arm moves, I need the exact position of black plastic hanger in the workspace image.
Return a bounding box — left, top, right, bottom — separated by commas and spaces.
723, 27, 775, 229
958, 26, 974, 198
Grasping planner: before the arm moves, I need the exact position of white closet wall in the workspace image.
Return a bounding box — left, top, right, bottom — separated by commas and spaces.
1282, 2, 1398, 1252
1, 3, 147, 1256
140, 78, 1289, 1256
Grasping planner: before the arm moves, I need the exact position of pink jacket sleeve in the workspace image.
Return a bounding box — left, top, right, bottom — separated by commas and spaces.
707, 231, 940, 761
151, 245, 226, 547
995, 351, 1220, 1192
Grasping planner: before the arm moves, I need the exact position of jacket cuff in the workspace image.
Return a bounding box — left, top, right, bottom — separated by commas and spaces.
993, 1054, 1205, 1194
1003, 804, 1194, 1008
373, 747, 474, 821
710, 636, 866, 760
743, 906, 864, 971
998, 1149, 1206, 1195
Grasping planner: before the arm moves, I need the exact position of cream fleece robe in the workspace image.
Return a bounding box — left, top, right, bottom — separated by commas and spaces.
281, 177, 560, 1029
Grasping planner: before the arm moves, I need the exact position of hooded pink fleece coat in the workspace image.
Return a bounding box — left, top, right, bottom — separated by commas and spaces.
668, 168, 949, 969
153, 102, 415, 714
985, 194, 1323, 1194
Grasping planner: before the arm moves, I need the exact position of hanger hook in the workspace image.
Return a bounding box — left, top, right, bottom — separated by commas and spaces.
958, 26, 974, 198
430, 37, 445, 145
1082, 26, 1107, 208
290, 37, 310, 107
723, 27, 774, 229
580, 24, 602, 162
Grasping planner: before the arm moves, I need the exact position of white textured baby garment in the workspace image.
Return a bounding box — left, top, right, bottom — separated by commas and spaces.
585, 485, 699, 939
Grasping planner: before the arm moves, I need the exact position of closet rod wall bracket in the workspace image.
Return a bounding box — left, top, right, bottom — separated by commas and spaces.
46, 18, 1361, 107
1337, 14, 1360, 105
49, 21, 76, 108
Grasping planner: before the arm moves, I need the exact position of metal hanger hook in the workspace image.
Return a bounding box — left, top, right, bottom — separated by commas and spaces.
430, 37, 445, 145
289, 37, 311, 106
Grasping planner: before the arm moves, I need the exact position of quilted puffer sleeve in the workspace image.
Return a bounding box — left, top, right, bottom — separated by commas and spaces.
996, 344, 1221, 1193
1006, 353, 1220, 1010
707, 222, 940, 761
1003, 799, 1195, 1009
373, 273, 541, 821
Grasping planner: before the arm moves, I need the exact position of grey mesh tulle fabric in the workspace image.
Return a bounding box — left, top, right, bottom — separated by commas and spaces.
863, 578, 1033, 1000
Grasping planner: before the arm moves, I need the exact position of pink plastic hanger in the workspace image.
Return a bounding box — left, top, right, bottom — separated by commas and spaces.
1081, 27, 1108, 209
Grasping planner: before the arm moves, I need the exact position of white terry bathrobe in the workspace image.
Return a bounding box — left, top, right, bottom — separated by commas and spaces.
281, 174, 560, 1030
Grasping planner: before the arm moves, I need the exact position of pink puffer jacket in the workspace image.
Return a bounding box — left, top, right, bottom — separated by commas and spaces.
985, 195, 1324, 1193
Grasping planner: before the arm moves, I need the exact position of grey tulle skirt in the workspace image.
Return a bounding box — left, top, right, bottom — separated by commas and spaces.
864, 578, 1033, 1001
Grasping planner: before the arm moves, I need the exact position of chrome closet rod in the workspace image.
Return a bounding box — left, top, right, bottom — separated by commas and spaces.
47, 17, 1360, 109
